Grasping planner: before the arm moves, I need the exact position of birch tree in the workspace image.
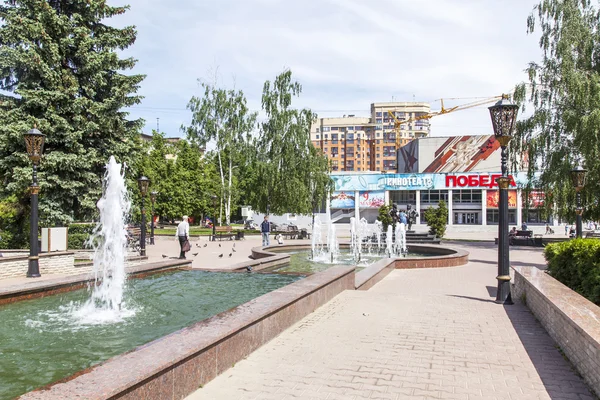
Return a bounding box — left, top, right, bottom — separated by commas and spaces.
513, 0, 600, 221
183, 83, 256, 225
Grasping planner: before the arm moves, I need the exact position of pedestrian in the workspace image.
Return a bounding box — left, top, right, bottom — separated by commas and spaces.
176, 215, 190, 259
399, 209, 408, 225
565, 223, 569, 236
261, 215, 271, 247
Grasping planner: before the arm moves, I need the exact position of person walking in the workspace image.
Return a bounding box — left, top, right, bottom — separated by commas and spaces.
176, 216, 190, 259
261, 215, 271, 247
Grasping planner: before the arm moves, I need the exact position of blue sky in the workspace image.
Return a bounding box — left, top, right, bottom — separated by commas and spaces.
112, 0, 541, 138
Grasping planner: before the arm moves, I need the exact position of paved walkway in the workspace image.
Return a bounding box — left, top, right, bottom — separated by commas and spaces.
187, 244, 594, 400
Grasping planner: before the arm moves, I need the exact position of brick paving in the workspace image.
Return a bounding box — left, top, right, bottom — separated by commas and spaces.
187, 244, 595, 400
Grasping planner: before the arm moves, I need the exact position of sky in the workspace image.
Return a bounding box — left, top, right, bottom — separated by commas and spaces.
111, 0, 542, 139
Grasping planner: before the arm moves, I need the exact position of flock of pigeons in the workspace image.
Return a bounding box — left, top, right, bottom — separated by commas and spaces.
161, 241, 236, 259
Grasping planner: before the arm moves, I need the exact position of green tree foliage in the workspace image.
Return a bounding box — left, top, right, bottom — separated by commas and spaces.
251, 70, 332, 215
513, 0, 600, 221
183, 83, 257, 225
377, 204, 393, 232
0, 0, 145, 230
135, 132, 219, 224
423, 200, 448, 238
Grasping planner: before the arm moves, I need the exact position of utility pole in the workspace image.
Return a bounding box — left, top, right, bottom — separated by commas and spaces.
156, 118, 160, 133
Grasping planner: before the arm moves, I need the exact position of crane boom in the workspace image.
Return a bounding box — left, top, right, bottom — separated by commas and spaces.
386, 95, 504, 148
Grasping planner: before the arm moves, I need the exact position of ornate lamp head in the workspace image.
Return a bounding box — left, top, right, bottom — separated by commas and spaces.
137, 176, 150, 197
489, 95, 519, 147
150, 191, 158, 203
570, 164, 587, 192
24, 128, 46, 165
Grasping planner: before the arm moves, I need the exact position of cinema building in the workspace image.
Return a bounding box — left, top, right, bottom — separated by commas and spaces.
329, 135, 551, 230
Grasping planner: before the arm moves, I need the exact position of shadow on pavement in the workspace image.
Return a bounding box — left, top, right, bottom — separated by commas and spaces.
446, 295, 497, 303
503, 303, 595, 399
468, 258, 497, 266
511, 261, 547, 270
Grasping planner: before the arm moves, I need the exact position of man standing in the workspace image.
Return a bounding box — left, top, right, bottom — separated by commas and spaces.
176, 215, 190, 259
407, 204, 419, 231
261, 215, 271, 247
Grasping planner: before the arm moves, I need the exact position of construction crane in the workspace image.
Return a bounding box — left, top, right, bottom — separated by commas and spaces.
386, 95, 504, 148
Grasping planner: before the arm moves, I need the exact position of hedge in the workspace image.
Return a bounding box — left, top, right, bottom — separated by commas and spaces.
68, 233, 91, 249
544, 239, 600, 305
68, 223, 96, 235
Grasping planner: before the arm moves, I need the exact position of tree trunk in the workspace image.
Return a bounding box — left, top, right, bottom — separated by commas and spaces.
226, 157, 232, 225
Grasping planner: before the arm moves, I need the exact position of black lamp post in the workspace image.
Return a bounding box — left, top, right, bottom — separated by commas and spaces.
24, 127, 46, 278
137, 176, 150, 256
570, 164, 587, 239
150, 191, 158, 245
211, 195, 217, 241
489, 95, 519, 305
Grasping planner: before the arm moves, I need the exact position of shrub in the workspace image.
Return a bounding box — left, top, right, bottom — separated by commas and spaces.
423, 200, 448, 238
545, 239, 600, 304
68, 233, 92, 249
68, 223, 96, 235
377, 204, 393, 232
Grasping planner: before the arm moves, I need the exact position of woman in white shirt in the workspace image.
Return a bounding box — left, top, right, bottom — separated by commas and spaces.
176, 216, 190, 259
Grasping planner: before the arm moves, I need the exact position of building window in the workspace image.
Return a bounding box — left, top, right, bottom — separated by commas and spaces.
355, 126, 363, 130
331, 127, 339, 131
452, 189, 482, 204
487, 209, 517, 225
383, 160, 396, 170
347, 126, 354, 131
421, 190, 449, 203
376, 112, 382, 117
315, 135, 319, 139
316, 128, 320, 133
376, 118, 382, 124
376, 125, 383, 130
323, 127, 330, 132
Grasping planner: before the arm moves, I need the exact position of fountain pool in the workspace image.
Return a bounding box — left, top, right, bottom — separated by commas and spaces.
0, 270, 300, 400
272, 249, 437, 274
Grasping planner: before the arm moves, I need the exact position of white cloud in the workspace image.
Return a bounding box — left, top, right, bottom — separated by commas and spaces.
111, 0, 541, 138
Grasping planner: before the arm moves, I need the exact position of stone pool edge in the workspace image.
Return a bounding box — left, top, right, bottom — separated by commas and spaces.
0, 259, 191, 305
18, 266, 355, 400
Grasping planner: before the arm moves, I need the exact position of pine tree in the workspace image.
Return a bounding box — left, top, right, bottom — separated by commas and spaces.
0, 0, 145, 231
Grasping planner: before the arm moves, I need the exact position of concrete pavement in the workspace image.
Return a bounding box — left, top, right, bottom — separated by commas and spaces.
186, 243, 594, 400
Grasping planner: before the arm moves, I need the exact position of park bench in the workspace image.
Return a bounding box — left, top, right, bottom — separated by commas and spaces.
509, 230, 534, 246
585, 231, 600, 239
214, 225, 234, 241
126, 227, 143, 252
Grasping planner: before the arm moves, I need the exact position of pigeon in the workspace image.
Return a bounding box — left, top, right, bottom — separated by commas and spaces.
162, 254, 168, 258
228, 253, 232, 257
218, 253, 223, 258
196, 243, 201, 248
203, 244, 207, 248
233, 243, 235, 248
232, 248, 236, 253
246, 266, 252, 272
192, 253, 198, 256
219, 243, 221, 247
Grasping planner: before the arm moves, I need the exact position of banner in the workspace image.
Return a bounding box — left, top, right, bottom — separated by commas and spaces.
330, 191, 355, 209
331, 172, 536, 191
486, 190, 517, 208
359, 191, 385, 208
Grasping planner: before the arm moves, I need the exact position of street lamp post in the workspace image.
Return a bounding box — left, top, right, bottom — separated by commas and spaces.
24, 127, 46, 278
150, 191, 157, 245
489, 95, 519, 305
137, 177, 150, 256
570, 164, 587, 239
211, 195, 217, 241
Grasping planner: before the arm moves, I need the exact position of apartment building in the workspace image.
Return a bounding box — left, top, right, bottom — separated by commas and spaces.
310, 102, 431, 173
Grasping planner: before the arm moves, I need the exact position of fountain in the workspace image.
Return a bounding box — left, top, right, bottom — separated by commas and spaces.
73, 156, 132, 324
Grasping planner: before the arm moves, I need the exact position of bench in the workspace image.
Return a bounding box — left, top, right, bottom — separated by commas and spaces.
509, 230, 534, 246
214, 226, 234, 241
585, 231, 600, 239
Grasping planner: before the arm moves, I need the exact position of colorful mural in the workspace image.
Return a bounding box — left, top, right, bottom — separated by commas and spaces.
359, 191, 385, 208
330, 191, 355, 209
486, 190, 517, 208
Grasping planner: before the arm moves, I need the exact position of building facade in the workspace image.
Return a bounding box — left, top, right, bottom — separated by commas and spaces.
310, 102, 431, 173
329, 135, 551, 229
